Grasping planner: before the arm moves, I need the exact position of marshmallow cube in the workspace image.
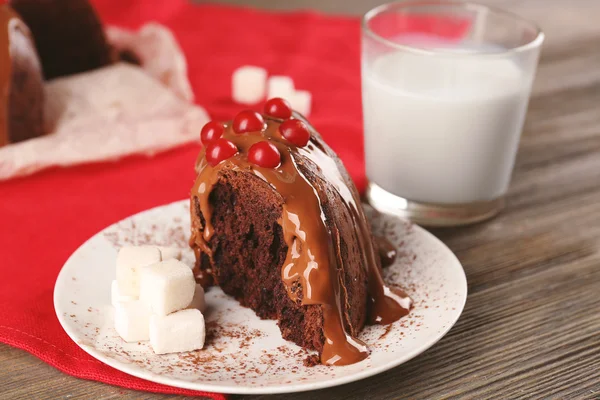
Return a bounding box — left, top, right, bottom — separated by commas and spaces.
114, 300, 151, 342
267, 75, 295, 100
187, 284, 206, 313
149, 309, 205, 354
116, 246, 161, 297
290, 90, 312, 117
157, 246, 182, 261
111, 280, 137, 307
139, 259, 195, 316
232, 65, 267, 105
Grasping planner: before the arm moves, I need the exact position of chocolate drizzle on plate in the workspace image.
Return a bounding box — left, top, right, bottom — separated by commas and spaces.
190, 113, 412, 366
375, 236, 398, 268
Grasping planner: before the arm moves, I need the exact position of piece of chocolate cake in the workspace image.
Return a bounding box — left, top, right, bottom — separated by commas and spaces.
9, 0, 115, 79
190, 99, 412, 366
0, 4, 44, 147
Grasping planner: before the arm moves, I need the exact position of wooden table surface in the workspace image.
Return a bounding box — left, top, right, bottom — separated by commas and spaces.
2, 0, 599, 399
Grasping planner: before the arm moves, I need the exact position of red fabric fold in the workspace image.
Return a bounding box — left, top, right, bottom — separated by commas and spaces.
0, 0, 468, 397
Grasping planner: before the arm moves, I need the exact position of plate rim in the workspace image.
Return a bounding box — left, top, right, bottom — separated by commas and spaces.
54, 199, 468, 395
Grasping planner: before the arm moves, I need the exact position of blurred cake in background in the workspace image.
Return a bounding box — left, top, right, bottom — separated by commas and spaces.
0, 4, 45, 147
9, 0, 115, 79
1, 0, 118, 148
0, 2, 206, 179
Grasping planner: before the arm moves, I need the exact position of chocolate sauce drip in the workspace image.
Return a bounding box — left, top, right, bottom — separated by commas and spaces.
188, 244, 214, 288
375, 236, 397, 268
190, 113, 412, 365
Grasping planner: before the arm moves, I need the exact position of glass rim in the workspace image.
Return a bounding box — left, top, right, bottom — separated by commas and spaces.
362, 0, 544, 57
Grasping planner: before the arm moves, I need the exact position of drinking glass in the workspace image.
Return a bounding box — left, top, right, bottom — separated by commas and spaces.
362, 1, 544, 226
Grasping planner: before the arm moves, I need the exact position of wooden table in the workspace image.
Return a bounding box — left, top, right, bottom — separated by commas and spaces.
2, 0, 599, 399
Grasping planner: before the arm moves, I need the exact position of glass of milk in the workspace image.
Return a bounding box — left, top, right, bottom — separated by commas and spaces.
362, 1, 544, 226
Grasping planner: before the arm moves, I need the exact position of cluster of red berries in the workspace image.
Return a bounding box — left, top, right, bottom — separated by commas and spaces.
200, 98, 311, 167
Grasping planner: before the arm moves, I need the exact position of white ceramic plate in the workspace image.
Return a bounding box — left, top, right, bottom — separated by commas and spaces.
54, 200, 467, 395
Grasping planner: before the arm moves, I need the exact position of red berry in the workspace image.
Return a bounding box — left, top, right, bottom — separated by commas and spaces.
200, 121, 224, 145
264, 97, 292, 119
205, 138, 238, 166
279, 119, 310, 147
232, 110, 265, 134
248, 141, 281, 168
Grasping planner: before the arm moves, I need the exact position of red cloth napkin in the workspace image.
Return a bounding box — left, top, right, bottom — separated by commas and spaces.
0, 1, 362, 397
0, 0, 468, 397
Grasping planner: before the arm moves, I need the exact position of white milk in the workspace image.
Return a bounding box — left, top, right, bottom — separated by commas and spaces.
362, 48, 533, 204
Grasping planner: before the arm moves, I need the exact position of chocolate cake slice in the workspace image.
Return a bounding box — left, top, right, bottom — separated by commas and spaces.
0, 4, 44, 147
190, 99, 412, 365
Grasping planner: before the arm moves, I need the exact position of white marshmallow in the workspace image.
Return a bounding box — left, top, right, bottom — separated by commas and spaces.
267, 75, 295, 100
114, 300, 151, 342
149, 309, 205, 354
232, 65, 267, 105
290, 90, 312, 117
157, 246, 182, 261
139, 259, 195, 316
111, 280, 137, 307
187, 284, 206, 313
116, 246, 161, 297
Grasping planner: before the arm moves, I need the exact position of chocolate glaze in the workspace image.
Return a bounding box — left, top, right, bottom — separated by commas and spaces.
375, 236, 398, 268
0, 6, 18, 147
190, 113, 412, 365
